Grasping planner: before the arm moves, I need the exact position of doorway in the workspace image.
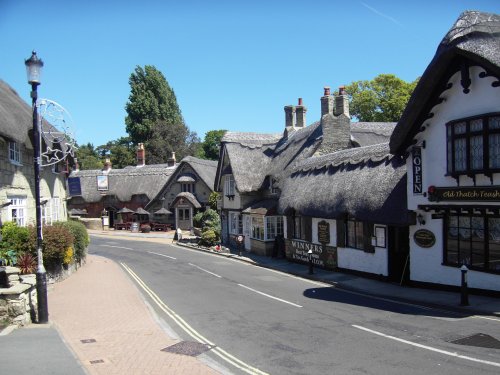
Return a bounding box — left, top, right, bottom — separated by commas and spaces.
388, 226, 410, 284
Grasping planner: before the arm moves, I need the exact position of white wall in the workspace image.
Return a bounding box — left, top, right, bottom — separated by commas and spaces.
408, 66, 500, 291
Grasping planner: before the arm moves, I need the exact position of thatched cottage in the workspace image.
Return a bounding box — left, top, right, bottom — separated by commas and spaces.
0, 80, 71, 228
390, 11, 500, 293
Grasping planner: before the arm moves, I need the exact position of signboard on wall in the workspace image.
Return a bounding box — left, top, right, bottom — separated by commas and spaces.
67, 177, 82, 196
412, 147, 423, 194
317, 220, 330, 244
413, 229, 436, 248
286, 239, 337, 270
429, 186, 500, 202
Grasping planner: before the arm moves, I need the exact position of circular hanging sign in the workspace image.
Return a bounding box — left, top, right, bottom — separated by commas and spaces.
414, 229, 436, 248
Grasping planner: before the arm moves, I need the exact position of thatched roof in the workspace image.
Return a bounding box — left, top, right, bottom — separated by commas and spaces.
278, 143, 410, 225
68, 164, 176, 203
0, 80, 32, 146
0, 80, 74, 161
390, 11, 500, 154
218, 120, 396, 193
171, 192, 201, 208
146, 156, 217, 209
242, 199, 278, 215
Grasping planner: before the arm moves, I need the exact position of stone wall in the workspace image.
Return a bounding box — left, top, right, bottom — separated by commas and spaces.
0, 266, 37, 326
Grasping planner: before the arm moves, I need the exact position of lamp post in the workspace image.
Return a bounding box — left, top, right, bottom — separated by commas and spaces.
25, 51, 48, 324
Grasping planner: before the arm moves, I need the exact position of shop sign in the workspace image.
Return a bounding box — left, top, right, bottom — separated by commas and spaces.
287, 239, 337, 269
317, 220, 330, 244
412, 147, 423, 194
429, 186, 500, 202
414, 229, 436, 248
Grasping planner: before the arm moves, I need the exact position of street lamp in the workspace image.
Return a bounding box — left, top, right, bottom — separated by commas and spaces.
25, 51, 48, 324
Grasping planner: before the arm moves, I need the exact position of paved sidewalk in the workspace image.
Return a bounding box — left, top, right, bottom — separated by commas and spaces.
89, 229, 500, 317
49, 254, 221, 375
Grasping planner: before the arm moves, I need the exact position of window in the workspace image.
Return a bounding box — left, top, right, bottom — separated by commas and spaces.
266, 216, 283, 240
293, 216, 305, 240
347, 219, 365, 250
178, 208, 190, 221
9, 141, 21, 164
181, 183, 195, 193
269, 177, 279, 194
229, 212, 243, 235
445, 213, 500, 273
8, 197, 26, 226
251, 216, 264, 240
224, 175, 235, 196
42, 198, 61, 225
446, 113, 500, 176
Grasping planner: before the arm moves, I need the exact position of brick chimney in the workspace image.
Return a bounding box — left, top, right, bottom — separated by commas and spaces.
320, 86, 334, 116
316, 86, 351, 155
103, 157, 112, 172
334, 86, 349, 117
136, 143, 145, 166
295, 98, 307, 128
284, 105, 295, 128
167, 151, 176, 167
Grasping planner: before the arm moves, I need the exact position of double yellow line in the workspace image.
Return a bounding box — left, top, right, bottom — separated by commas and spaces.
121, 263, 268, 375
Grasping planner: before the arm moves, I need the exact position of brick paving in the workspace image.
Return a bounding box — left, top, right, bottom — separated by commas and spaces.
49, 255, 220, 375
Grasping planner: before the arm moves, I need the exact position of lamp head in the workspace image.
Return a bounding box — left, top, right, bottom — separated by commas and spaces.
25, 51, 44, 85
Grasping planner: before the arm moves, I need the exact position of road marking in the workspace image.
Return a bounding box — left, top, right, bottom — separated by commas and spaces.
352, 324, 500, 368
148, 251, 176, 260
120, 263, 268, 375
98, 244, 135, 251
472, 315, 500, 322
238, 284, 303, 308
188, 263, 222, 278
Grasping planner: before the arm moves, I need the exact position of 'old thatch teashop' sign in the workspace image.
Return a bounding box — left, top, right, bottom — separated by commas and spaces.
413, 229, 436, 248
428, 186, 500, 202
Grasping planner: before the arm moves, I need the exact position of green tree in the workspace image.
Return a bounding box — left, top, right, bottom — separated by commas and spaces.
197, 130, 226, 160
125, 65, 184, 144
97, 137, 135, 169
345, 74, 418, 122
75, 143, 103, 170
146, 121, 201, 164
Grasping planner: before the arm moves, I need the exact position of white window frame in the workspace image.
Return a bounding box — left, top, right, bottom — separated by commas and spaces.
181, 183, 195, 194
8, 196, 27, 226
265, 216, 283, 240
8, 141, 22, 165
229, 212, 243, 235
224, 175, 235, 196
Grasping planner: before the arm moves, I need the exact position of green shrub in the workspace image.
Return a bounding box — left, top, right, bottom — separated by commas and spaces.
208, 191, 219, 210
0, 222, 31, 255
200, 229, 217, 246
28, 225, 74, 272
55, 221, 89, 265
193, 212, 203, 228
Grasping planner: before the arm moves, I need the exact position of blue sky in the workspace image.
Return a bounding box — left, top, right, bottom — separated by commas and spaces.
1, 0, 499, 147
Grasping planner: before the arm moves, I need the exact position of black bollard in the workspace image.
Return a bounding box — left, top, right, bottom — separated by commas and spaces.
308, 249, 313, 275
460, 265, 469, 306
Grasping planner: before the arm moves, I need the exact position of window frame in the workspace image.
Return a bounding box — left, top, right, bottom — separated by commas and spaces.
444, 211, 500, 274
8, 196, 27, 227
8, 141, 22, 165
265, 216, 284, 241
229, 212, 243, 235
251, 215, 265, 240
347, 218, 365, 250
446, 112, 500, 178
224, 175, 235, 197
181, 182, 195, 194
293, 215, 305, 240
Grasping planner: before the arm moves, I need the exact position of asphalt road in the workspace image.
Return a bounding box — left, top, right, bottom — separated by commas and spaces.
89, 235, 500, 375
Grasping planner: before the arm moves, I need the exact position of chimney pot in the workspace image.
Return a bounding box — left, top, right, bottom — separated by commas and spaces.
339, 86, 346, 95
324, 87, 331, 96
298, 98, 303, 106
136, 143, 146, 166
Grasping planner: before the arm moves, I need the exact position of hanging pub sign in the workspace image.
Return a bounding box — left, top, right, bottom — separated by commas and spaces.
96, 175, 109, 191
412, 147, 423, 194
67, 177, 82, 196
317, 220, 330, 244
428, 186, 500, 202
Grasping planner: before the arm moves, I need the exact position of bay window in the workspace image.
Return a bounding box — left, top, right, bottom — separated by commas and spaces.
250, 215, 284, 241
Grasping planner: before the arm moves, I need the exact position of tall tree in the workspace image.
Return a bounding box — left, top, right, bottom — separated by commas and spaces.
197, 130, 227, 160
74, 143, 103, 170
146, 121, 201, 164
345, 74, 418, 122
125, 65, 184, 144
96, 137, 136, 169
